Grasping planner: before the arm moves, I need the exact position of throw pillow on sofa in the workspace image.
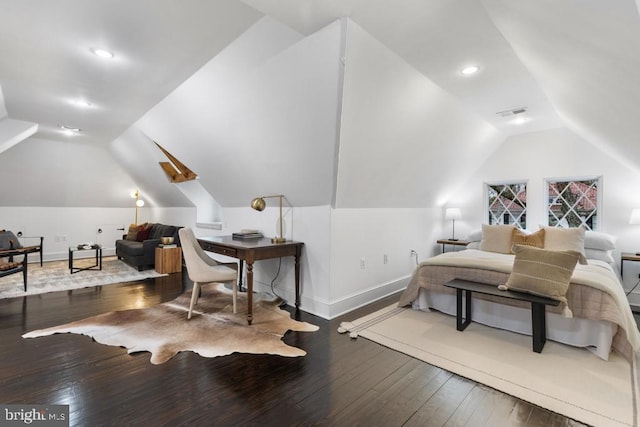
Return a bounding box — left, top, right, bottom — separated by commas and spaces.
135, 223, 152, 242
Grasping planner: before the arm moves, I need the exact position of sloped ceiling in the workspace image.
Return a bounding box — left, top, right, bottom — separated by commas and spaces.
0, 1, 639, 208
482, 0, 640, 173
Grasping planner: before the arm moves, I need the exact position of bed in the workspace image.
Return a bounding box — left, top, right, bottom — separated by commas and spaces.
398, 225, 640, 361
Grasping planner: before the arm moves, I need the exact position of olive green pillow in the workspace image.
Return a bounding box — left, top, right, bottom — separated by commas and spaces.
504, 245, 580, 304
126, 224, 138, 241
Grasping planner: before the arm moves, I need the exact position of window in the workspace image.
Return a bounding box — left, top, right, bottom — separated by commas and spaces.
486, 182, 527, 229
546, 177, 600, 230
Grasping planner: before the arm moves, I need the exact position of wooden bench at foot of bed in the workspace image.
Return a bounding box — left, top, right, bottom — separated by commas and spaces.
443, 279, 560, 353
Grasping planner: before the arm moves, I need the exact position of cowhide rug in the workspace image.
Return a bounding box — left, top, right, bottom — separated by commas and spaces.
23, 283, 319, 364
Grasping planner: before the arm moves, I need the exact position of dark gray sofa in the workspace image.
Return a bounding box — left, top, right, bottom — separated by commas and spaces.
115, 223, 181, 271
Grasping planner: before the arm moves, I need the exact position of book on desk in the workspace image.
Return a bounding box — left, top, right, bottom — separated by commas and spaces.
232, 231, 264, 240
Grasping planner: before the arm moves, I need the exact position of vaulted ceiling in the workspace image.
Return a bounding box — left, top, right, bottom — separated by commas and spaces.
1, 0, 639, 207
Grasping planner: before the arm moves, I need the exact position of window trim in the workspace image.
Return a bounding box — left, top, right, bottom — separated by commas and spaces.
544, 175, 602, 231
484, 180, 528, 229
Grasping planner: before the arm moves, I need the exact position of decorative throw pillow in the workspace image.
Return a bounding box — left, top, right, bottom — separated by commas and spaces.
135, 223, 152, 242
479, 224, 516, 254
126, 224, 138, 241
541, 226, 585, 256
504, 245, 580, 304
511, 228, 545, 252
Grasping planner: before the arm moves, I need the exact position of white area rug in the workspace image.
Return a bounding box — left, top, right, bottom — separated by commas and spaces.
0, 257, 165, 299
339, 305, 640, 427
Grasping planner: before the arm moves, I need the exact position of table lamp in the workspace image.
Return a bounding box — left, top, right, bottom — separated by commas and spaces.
251, 195, 286, 243
445, 208, 462, 241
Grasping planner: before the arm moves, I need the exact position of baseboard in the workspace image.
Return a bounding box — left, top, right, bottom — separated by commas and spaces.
252, 275, 410, 320
35, 248, 117, 264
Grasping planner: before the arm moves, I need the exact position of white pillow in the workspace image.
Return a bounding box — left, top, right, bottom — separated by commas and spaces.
467, 229, 482, 242
584, 231, 616, 251
585, 248, 615, 264
479, 224, 516, 254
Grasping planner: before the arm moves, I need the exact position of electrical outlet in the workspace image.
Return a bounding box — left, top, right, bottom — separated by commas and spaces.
383, 254, 388, 264
360, 257, 366, 269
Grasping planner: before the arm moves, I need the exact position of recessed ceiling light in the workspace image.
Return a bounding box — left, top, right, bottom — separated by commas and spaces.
60, 125, 81, 135
511, 117, 529, 125
72, 100, 92, 108
90, 48, 114, 59
461, 65, 480, 76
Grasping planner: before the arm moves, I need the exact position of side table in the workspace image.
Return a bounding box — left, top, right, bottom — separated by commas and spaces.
436, 239, 469, 253
155, 246, 182, 274
621, 252, 640, 313
69, 244, 102, 274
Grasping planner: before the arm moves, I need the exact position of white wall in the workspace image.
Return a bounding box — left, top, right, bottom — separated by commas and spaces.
328, 208, 443, 318
447, 127, 640, 289
1, 207, 134, 261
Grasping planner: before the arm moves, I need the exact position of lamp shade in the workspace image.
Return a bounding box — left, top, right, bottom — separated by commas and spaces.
445, 208, 462, 220
250, 197, 266, 211
630, 209, 640, 225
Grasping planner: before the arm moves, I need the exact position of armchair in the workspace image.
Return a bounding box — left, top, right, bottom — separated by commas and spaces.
0, 248, 28, 291
0, 230, 43, 266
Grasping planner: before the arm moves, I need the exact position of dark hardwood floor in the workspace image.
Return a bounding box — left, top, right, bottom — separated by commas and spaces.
1, 270, 632, 426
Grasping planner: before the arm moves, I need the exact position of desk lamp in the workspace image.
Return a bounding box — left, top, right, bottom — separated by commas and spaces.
251, 195, 286, 243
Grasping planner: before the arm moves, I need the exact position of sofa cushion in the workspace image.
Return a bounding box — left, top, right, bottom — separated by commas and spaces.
116, 239, 145, 257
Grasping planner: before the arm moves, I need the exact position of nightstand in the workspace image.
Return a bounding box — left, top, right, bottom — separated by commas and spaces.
621, 252, 640, 313
437, 239, 469, 253
155, 246, 182, 274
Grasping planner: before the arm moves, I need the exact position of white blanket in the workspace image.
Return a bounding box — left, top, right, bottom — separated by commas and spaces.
419, 249, 640, 353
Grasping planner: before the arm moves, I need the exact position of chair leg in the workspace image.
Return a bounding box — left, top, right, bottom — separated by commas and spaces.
232, 281, 237, 314
188, 282, 201, 320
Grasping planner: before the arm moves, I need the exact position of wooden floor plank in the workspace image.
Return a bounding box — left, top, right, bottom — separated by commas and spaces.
0, 270, 631, 426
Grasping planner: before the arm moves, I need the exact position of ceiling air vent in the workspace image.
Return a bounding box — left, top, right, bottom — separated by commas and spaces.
496, 107, 527, 117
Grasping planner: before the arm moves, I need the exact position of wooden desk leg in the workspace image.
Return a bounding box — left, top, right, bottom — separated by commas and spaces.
531, 302, 546, 353
294, 249, 301, 308
246, 261, 254, 325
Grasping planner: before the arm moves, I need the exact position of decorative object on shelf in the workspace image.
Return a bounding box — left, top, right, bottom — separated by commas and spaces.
160, 236, 174, 245
130, 189, 145, 226
251, 194, 286, 243
445, 207, 462, 241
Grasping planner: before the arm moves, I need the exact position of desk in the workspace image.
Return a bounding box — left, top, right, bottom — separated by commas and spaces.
197, 236, 304, 325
